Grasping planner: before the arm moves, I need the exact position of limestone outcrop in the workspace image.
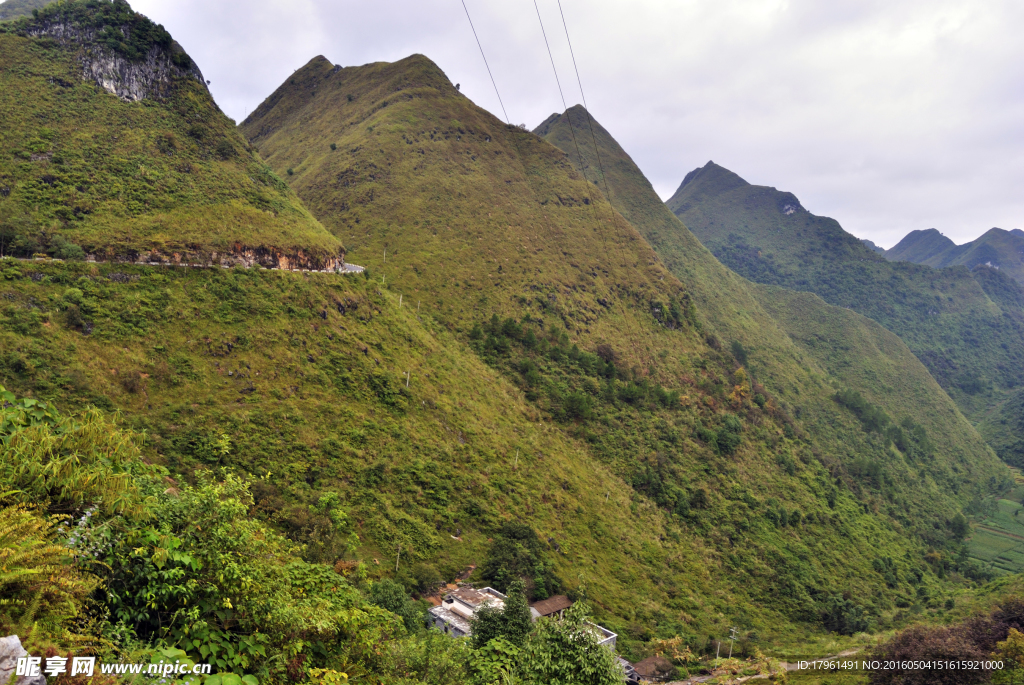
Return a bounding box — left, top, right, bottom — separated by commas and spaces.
23, 20, 206, 101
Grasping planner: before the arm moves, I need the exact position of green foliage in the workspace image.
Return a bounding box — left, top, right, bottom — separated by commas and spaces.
821, 595, 870, 636
0, 19, 340, 263
369, 578, 424, 633
668, 162, 1024, 468
1, 387, 152, 516
0, 0, 51, 22
516, 602, 623, 685
469, 581, 532, 649
90, 471, 401, 679
480, 523, 560, 601
833, 389, 934, 459
3, 0, 174, 63
381, 630, 471, 684
0, 503, 100, 644
468, 638, 519, 685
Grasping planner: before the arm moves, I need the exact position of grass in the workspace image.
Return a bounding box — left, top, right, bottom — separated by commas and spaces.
0, 9, 341, 265
666, 162, 1024, 468
1, 254, 974, 662
967, 497, 1024, 575
535, 105, 1011, 550
887, 227, 1024, 288
233, 53, 1021, 652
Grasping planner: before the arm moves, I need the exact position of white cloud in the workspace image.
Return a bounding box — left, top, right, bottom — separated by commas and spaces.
131, 0, 1024, 247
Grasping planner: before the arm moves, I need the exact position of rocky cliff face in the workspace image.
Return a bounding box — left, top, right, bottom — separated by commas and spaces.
22, 20, 206, 102
90, 245, 346, 272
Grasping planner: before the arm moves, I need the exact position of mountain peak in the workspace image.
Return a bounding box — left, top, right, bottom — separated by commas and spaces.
675, 161, 749, 195
1, 0, 206, 101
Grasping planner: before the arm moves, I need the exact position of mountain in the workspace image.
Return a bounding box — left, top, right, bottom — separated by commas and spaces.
238, 57, 1016, 647
886, 227, 1024, 287
861, 238, 886, 254
0, 0, 52, 22
885, 228, 957, 264
0, 0, 342, 268
534, 105, 1014, 528
668, 161, 1024, 468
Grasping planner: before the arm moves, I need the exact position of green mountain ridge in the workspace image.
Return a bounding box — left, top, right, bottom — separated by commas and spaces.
534, 104, 1010, 540
2, 3, 1022, 678
668, 160, 1024, 468
0, 0, 343, 268
236, 53, 1013, 636
886, 227, 1024, 286
0, 0, 52, 22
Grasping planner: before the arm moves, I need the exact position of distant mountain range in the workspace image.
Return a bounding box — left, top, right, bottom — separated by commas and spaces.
668, 161, 1024, 467
885, 227, 1024, 286
3, 0, 1023, 670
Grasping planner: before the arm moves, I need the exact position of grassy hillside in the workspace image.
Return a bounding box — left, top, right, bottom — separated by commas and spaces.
668, 162, 1024, 467
0, 0, 341, 267
536, 106, 1024, 577
885, 228, 957, 264
0, 256, 958, 659
887, 227, 1024, 287
234, 55, 1017, 644
0, 0, 53, 21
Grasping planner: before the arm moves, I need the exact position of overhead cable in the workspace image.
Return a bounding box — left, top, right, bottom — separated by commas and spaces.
556, 0, 610, 198
532, 0, 588, 184
459, 0, 512, 126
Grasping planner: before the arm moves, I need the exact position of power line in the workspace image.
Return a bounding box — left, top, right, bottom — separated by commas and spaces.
459, 0, 512, 127
532, 0, 588, 185
556, 0, 610, 199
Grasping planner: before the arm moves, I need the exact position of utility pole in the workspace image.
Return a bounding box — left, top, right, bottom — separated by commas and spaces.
396, 543, 401, 572
514, 450, 519, 468
406, 371, 410, 388
729, 627, 738, 658
716, 641, 721, 667
399, 294, 403, 308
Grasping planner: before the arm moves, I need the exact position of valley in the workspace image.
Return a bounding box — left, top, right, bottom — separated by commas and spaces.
1, 1, 1023, 683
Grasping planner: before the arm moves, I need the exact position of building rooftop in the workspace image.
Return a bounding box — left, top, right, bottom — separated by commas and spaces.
529, 594, 573, 617
428, 605, 471, 635
449, 586, 506, 609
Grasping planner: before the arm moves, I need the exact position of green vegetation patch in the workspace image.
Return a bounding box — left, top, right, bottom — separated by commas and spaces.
0, 13, 340, 264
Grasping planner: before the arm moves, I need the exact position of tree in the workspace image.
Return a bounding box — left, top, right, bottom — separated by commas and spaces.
481, 522, 560, 599
369, 578, 423, 633
951, 513, 970, 539
995, 628, 1024, 684
469, 581, 532, 649
517, 602, 623, 685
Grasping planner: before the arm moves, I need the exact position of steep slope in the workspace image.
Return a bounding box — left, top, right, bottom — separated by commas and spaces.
534, 105, 1012, 553
0, 0, 342, 268
239, 57, 1011, 642
887, 227, 1024, 287
668, 161, 1024, 467
0, 0, 52, 21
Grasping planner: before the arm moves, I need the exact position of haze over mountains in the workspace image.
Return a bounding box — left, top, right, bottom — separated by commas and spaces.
4, 1, 1024, 681
667, 161, 1024, 469
885, 227, 1024, 287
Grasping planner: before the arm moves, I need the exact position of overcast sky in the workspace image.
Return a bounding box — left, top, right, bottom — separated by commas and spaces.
131, 0, 1024, 247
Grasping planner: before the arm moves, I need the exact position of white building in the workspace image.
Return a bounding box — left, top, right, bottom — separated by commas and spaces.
428, 586, 507, 638
429, 587, 617, 650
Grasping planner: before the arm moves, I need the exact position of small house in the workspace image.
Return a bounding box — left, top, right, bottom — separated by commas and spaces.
428, 586, 507, 638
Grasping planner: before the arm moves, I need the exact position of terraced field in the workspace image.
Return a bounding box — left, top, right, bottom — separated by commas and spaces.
968, 490, 1024, 574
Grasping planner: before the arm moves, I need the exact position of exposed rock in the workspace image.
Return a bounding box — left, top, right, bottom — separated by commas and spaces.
0, 635, 47, 685
23, 20, 206, 101
85, 245, 347, 272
